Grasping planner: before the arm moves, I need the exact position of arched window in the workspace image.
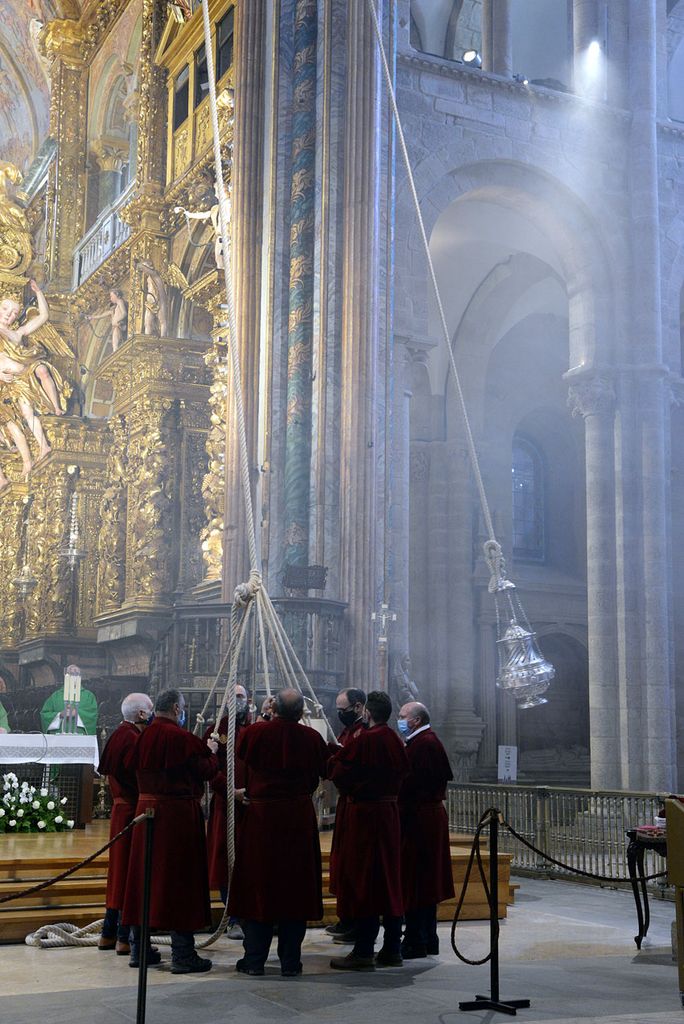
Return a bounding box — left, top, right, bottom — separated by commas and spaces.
512, 436, 545, 562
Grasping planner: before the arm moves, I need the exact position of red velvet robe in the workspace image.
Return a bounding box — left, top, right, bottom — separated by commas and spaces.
227, 718, 328, 922
399, 728, 455, 910
329, 723, 409, 918
203, 717, 248, 891
122, 717, 218, 931
98, 720, 140, 910
327, 718, 367, 895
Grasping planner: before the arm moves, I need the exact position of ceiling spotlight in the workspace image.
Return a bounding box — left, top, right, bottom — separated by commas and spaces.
463, 50, 482, 69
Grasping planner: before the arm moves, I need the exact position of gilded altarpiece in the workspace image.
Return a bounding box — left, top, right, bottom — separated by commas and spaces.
94, 333, 210, 622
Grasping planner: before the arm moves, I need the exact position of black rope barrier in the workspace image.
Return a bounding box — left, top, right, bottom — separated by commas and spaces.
0, 812, 145, 905
452, 805, 670, 1014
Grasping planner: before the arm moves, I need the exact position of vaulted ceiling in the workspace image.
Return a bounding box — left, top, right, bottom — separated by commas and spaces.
0, 1, 76, 172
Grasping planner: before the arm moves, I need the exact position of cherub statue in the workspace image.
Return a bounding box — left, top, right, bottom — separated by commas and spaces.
138, 261, 169, 337
174, 182, 230, 270
0, 280, 70, 460
87, 289, 128, 352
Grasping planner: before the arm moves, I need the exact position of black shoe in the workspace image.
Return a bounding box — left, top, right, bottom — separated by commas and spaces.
330, 952, 375, 971
331, 930, 357, 944
129, 949, 163, 968
401, 943, 427, 960
375, 948, 403, 967
426, 938, 439, 955
171, 954, 212, 975
281, 963, 303, 977
325, 921, 349, 936
236, 958, 265, 977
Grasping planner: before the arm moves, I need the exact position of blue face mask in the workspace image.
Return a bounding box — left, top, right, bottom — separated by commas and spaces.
397, 718, 410, 738
177, 708, 187, 727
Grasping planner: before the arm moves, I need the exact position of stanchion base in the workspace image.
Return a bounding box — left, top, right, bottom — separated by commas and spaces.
459, 995, 530, 1016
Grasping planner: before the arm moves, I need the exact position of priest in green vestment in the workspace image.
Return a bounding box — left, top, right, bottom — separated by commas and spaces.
0, 700, 9, 733
40, 687, 99, 735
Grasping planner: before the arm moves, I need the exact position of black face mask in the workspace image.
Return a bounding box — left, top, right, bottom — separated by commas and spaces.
338, 708, 357, 728
236, 709, 248, 725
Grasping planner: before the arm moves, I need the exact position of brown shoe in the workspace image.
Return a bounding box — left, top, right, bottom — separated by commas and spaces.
115, 941, 131, 956
98, 937, 116, 951
330, 953, 375, 972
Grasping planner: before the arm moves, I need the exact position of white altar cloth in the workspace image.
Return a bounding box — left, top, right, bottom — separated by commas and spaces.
0, 733, 99, 768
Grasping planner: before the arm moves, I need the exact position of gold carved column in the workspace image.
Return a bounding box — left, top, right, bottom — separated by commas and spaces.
41, 19, 89, 291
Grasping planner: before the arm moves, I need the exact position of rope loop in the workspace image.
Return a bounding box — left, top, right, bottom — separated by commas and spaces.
483, 540, 515, 594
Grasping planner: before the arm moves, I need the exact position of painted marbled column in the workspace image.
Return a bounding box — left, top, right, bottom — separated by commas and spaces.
568, 377, 619, 789
338, 0, 384, 685
283, 0, 318, 570
222, 0, 266, 597
482, 0, 512, 77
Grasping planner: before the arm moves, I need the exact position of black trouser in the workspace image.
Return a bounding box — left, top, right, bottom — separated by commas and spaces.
170, 931, 198, 964
242, 919, 306, 973
101, 907, 129, 943
353, 915, 403, 958
404, 905, 437, 951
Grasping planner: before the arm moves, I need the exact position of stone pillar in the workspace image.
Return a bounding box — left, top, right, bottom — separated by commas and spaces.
387, 339, 413, 682
90, 140, 128, 213
482, 0, 512, 77
41, 20, 88, 291
338, 0, 384, 685
477, 614, 498, 769
439, 440, 484, 778
568, 376, 619, 789
573, 0, 603, 99
223, 0, 266, 597
622, 0, 674, 789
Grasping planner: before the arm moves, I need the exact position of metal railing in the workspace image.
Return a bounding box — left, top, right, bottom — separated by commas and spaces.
72, 183, 135, 287
448, 782, 665, 888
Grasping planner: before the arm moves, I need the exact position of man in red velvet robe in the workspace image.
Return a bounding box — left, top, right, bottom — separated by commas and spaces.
203, 684, 250, 937
123, 688, 219, 974
398, 701, 454, 958
97, 692, 153, 955
227, 688, 328, 976
329, 690, 409, 971
327, 688, 367, 942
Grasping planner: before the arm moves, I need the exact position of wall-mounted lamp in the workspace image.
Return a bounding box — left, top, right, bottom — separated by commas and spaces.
463, 50, 482, 69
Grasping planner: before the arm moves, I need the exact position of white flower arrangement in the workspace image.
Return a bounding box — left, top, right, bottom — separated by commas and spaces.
0, 774, 75, 834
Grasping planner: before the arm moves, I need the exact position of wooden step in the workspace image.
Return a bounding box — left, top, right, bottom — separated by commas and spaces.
0, 825, 513, 944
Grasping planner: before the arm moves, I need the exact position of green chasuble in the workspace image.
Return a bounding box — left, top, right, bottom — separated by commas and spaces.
0, 701, 9, 732
40, 688, 99, 735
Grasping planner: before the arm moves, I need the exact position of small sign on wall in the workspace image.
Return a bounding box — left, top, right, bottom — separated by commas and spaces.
497, 744, 518, 782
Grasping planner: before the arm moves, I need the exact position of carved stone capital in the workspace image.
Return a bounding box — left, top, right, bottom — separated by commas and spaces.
567, 376, 616, 419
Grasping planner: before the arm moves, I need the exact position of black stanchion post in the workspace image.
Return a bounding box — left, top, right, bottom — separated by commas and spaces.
136, 808, 155, 1024
459, 811, 530, 1017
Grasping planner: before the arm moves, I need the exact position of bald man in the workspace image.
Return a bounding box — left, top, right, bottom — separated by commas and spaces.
397, 701, 454, 958
228, 688, 328, 976
97, 692, 154, 955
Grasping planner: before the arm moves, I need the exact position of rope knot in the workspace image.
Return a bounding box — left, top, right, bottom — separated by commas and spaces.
233, 570, 262, 607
